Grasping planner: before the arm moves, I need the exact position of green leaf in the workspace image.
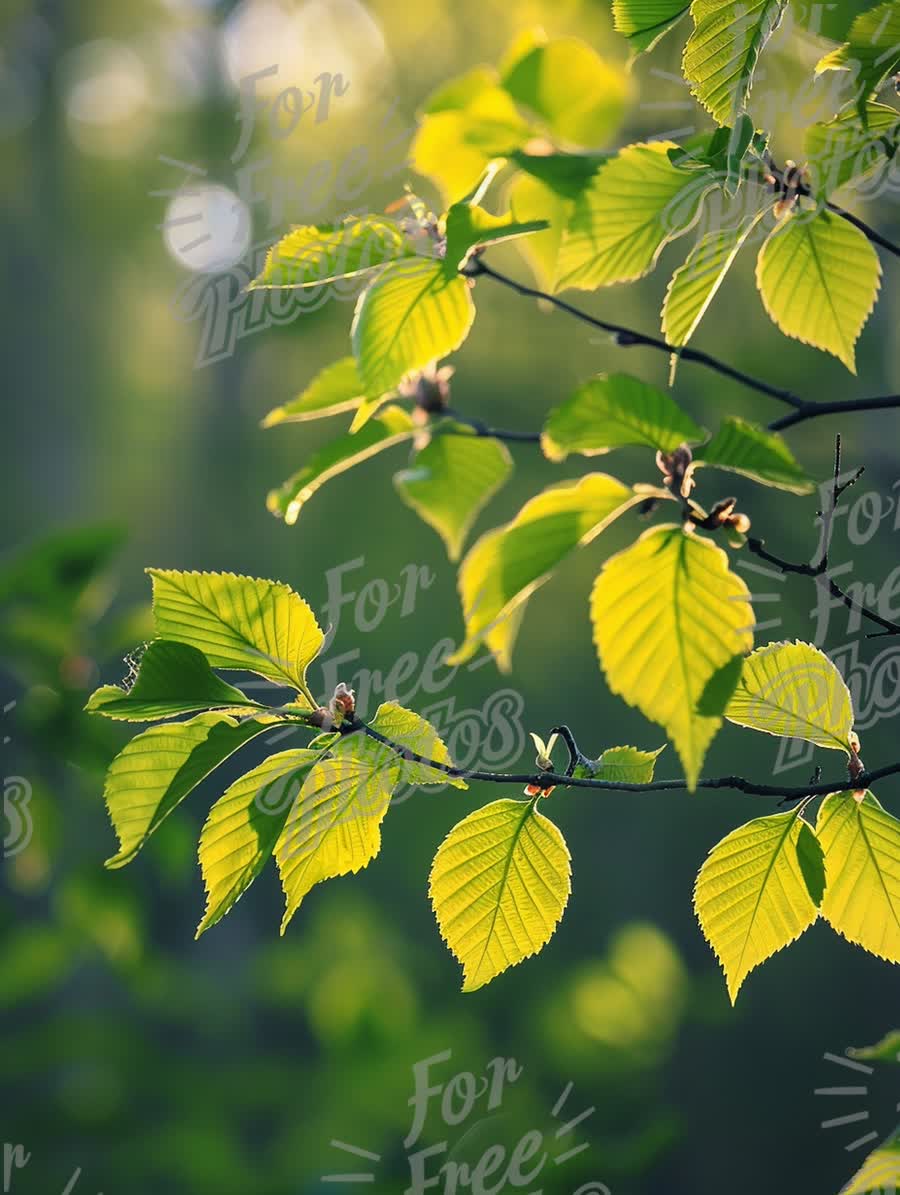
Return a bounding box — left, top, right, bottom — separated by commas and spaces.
805, 103, 900, 198
276, 734, 401, 932
197, 748, 320, 936
818, 791, 900, 963
612, 0, 692, 53
352, 260, 476, 397
756, 210, 881, 372
541, 373, 706, 462
267, 405, 416, 525
394, 428, 513, 561
509, 150, 608, 197
816, 2, 900, 119
147, 570, 324, 699
662, 212, 764, 360
430, 798, 571, 992
103, 713, 275, 868
411, 83, 531, 204
443, 203, 548, 274
591, 525, 754, 788
557, 142, 716, 291
500, 33, 630, 147
692, 417, 816, 494
506, 173, 569, 291
694, 809, 824, 1003
448, 474, 654, 671
683, 0, 789, 127
725, 641, 854, 752
250, 217, 412, 289
261, 357, 368, 428
367, 701, 468, 788
86, 640, 262, 722
573, 744, 665, 782
849, 1030, 900, 1063
841, 1135, 900, 1195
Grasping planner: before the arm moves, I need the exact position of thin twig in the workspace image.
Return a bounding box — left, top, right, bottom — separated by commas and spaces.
747, 436, 900, 638
769, 394, 900, 432
439, 409, 541, 444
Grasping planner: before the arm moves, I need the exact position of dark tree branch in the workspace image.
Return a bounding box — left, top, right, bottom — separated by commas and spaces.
346, 717, 895, 801
464, 257, 808, 411
769, 394, 900, 431
438, 409, 541, 444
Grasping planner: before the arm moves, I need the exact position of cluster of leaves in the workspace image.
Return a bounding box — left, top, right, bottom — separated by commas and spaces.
86, 573, 900, 999
86, 9, 900, 1000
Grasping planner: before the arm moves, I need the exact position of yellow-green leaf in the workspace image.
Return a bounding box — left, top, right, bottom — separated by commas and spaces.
262, 357, 367, 427
849, 1030, 900, 1063
557, 142, 716, 291
507, 173, 569, 291
449, 474, 652, 671
613, 0, 692, 53
147, 569, 324, 698
394, 429, 513, 561
662, 212, 765, 355
694, 809, 824, 1002
841, 1136, 900, 1195
816, 1, 900, 119
591, 525, 754, 788
500, 34, 630, 147
103, 713, 275, 868
683, 0, 789, 127
805, 102, 900, 198
818, 791, 900, 962
367, 701, 468, 788
430, 798, 571, 992
573, 744, 665, 783
266, 405, 416, 525
86, 640, 262, 722
541, 373, 706, 462
725, 641, 854, 752
276, 735, 401, 931
692, 417, 816, 494
250, 216, 411, 289
352, 260, 476, 397
197, 748, 320, 936
756, 210, 881, 372
442, 202, 548, 274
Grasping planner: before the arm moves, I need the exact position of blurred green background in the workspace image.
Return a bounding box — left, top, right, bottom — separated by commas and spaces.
2, 1, 899, 1192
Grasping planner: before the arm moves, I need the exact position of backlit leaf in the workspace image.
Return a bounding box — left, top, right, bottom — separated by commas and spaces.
262, 357, 367, 427
756, 209, 881, 372
147, 569, 324, 697
591, 525, 754, 788
805, 102, 900, 198
683, 0, 789, 127
816, 2, 900, 119
394, 428, 513, 561
818, 791, 900, 963
197, 748, 320, 935
367, 701, 468, 788
86, 640, 262, 722
276, 734, 401, 931
267, 405, 416, 525
352, 260, 476, 396
849, 1030, 900, 1063
103, 713, 275, 868
449, 474, 653, 671
694, 809, 824, 1002
612, 0, 692, 53
541, 373, 706, 462
662, 212, 765, 358
841, 1136, 900, 1195
430, 798, 571, 991
557, 142, 716, 291
500, 33, 630, 147
250, 217, 411, 289
692, 417, 816, 494
573, 744, 665, 783
725, 641, 854, 752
